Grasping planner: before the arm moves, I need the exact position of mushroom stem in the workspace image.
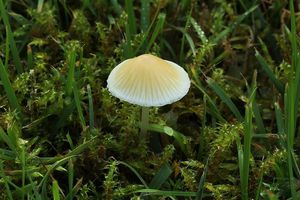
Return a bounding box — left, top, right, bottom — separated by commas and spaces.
141, 107, 149, 137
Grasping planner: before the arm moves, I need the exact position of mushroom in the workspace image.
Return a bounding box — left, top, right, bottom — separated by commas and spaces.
107, 54, 190, 136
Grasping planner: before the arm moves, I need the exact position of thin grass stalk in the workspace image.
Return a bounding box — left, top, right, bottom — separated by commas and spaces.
197, 95, 206, 160
196, 158, 209, 200
192, 80, 226, 122
73, 84, 86, 130
255, 172, 264, 200
5, 27, 9, 68
179, 5, 193, 64
20, 148, 26, 200
207, 78, 243, 122
118, 161, 148, 188
67, 159, 74, 200
87, 84, 94, 129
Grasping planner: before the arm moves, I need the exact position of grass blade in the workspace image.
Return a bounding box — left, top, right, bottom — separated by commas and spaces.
192, 80, 226, 122
252, 101, 266, 134
196, 158, 209, 200
207, 78, 243, 122
87, 84, 94, 129
149, 163, 172, 189
145, 13, 166, 52
52, 180, 61, 200
284, 0, 299, 197
0, 0, 22, 73
66, 159, 74, 200
212, 5, 258, 44
241, 100, 254, 200
141, 0, 150, 32
125, 0, 137, 36
73, 84, 86, 130
0, 127, 16, 151
255, 50, 284, 93
240, 73, 256, 200
110, 0, 122, 15
274, 102, 285, 147
65, 178, 83, 200
39, 156, 76, 195
0, 58, 21, 116
118, 161, 148, 188
148, 124, 188, 154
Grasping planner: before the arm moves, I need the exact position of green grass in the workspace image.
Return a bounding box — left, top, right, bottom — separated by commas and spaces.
0, 0, 299, 199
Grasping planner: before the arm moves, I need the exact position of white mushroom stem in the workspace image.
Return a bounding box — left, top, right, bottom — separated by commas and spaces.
141, 107, 149, 137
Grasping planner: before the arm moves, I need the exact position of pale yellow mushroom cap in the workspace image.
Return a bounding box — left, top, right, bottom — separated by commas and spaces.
107, 54, 190, 107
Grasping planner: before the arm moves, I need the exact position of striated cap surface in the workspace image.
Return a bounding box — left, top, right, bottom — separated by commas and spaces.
107, 54, 190, 107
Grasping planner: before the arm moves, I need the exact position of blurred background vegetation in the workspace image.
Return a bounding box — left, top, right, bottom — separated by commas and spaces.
0, 0, 299, 199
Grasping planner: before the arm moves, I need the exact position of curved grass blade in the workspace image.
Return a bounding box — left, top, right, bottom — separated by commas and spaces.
191, 80, 226, 123
207, 78, 243, 122
148, 124, 188, 154
149, 163, 172, 189
118, 161, 148, 188
39, 156, 76, 196
173, 25, 196, 59
255, 50, 284, 93
65, 178, 83, 200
